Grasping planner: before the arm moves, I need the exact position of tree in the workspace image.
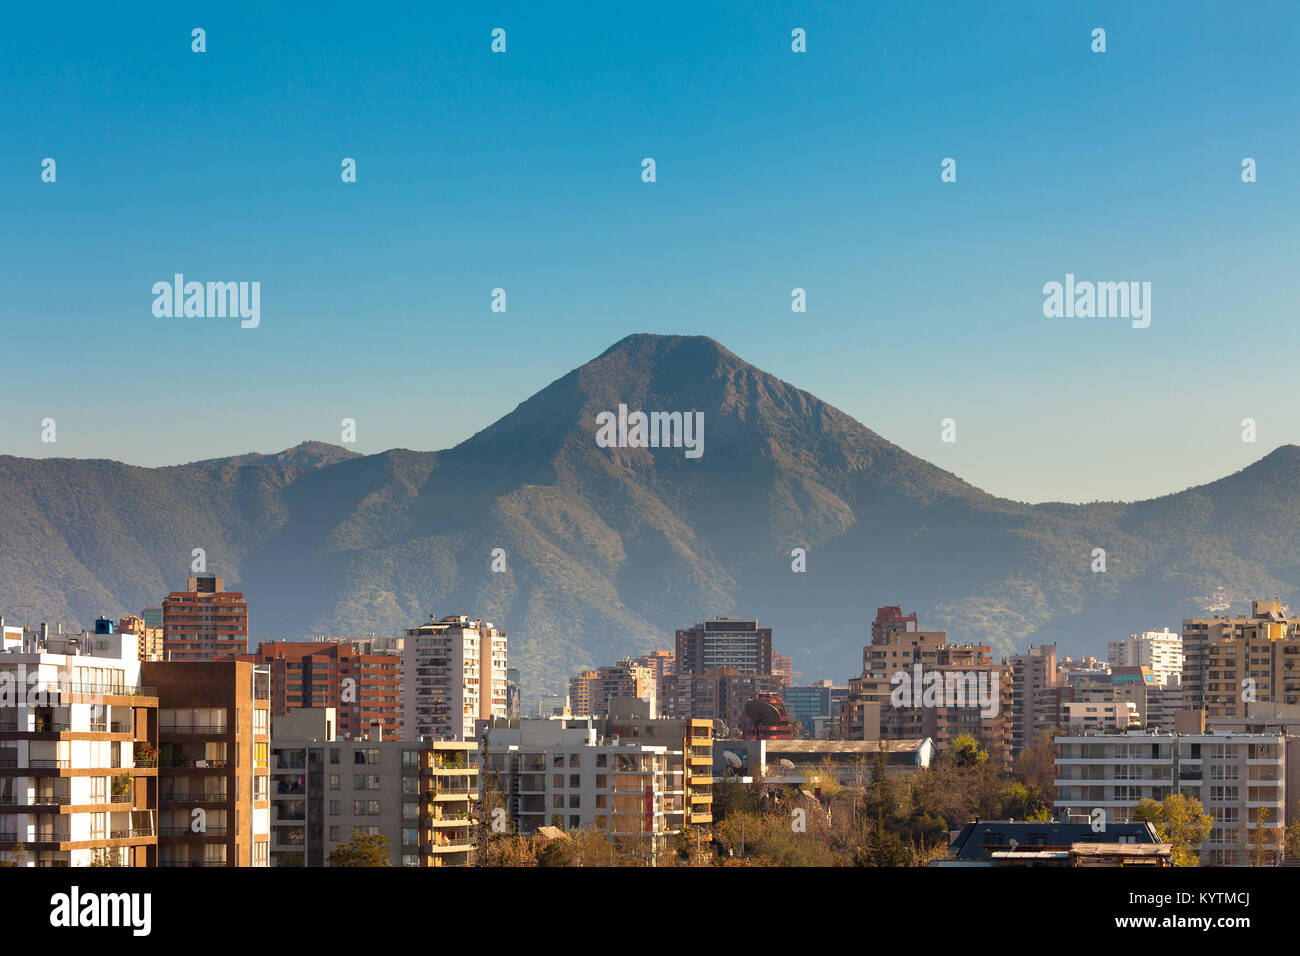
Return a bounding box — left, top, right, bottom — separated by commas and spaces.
1248, 807, 1282, 867
948, 734, 989, 768
328, 829, 391, 866
1132, 794, 1212, 867
0, 843, 27, 867
854, 813, 907, 867
1014, 728, 1061, 800
1285, 800, 1300, 862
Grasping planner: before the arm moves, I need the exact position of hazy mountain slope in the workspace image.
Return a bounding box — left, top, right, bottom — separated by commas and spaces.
1, 335, 1296, 693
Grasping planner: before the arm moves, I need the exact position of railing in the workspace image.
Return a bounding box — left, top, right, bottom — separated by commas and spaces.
0, 760, 17, 768
109, 828, 156, 839
23, 683, 155, 698
162, 758, 229, 769
161, 792, 228, 802
28, 759, 70, 769
34, 829, 71, 842
159, 825, 228, 837
159, 724, 228, 734
0, 832, 16, 842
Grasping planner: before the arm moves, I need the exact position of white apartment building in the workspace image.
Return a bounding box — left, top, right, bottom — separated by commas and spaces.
1108, 629, 1184, 687
479, 716, 687, 862
0, 621, 158, 866
1061, 701, 1140, 734
402, 614, 508, 740
1055, 731, 1292, 866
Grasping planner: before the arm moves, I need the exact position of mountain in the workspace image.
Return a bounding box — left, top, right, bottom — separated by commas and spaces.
2, 333, 1299, 694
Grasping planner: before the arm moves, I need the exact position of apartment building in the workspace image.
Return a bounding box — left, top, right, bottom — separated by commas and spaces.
675, 617, 773, 675
479, 712, 706, 860
568, 658, 655, 718
1006, 644, 1064, 752
269, 709, 477, 867
635, 651, 675, 716
1060, 700, 1139, 734
840, 614, 1012, 767
1182, 600, 1300, 717
239, 640, 401, 740
162, 575, 250, 661
141, 659, 271, 866
117, 615, 165, 662
402, 614, 508, 740
1109, 628, 1184, 687
1055, 730, 1294, 866
0, 621, 159, 867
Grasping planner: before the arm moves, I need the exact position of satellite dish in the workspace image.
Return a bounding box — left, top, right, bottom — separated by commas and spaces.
778, 758, 796, 770
713, 720, 728, 738
723, 750, 742, 769
744, 698, 781, 725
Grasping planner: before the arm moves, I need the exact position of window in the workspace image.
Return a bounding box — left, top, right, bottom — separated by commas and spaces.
253, 709, 269, 735
402, 828, 418, 847
329, 801, 339, 816
252, 841, 269, 867
329, 826, 340, 841
569, 774, 580, 788
254, 742, 268, 769
596, 754, 607, 768
402, 750, 420, 768
330, 749, 340, 765
329, 775, 339, 790
254, 776, 268, 800
354, 775, 366, 790
553, 774, 564, 788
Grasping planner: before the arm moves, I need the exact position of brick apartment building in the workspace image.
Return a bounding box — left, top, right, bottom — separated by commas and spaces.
162, 575, 249, 661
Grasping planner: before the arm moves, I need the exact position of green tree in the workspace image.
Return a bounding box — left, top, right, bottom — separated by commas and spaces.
328, 829, 391, 867
1132, 794, 1212, 866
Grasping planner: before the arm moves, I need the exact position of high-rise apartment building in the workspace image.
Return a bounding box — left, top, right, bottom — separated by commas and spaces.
269, 709, 477, 867
1180, 601, 1300, 719
162, 575, 249, 661
0, 622, 159, 867
1006, 644, 1064, 752
1108, 628, 1184, 687
239, 640, 401, 740
675, 617, 773, 675
141, 659, 271, 866
402, 614, 508, 741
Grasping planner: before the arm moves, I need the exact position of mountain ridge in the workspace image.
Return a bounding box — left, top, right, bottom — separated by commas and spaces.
2, 333, 1297, 692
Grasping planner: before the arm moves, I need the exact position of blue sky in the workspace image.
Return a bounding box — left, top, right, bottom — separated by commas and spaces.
1, 1, 1296, 503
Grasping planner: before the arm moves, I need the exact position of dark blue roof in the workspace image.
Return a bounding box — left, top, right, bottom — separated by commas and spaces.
948, 821, 1160, 861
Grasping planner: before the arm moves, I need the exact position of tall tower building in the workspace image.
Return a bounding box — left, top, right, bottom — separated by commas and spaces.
402, 614, 508, 740
162, 575, 249, 661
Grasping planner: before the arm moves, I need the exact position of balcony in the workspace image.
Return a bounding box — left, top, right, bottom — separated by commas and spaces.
160, 724, 229, 735
160, 792, 228, 803
160, 826, 229, 837
109, 827, 156, 839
